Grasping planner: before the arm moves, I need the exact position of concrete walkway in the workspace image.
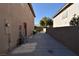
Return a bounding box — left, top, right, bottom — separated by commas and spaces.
10, 33, 77, 56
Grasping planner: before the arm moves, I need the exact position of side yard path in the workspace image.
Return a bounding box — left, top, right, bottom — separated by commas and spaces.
9, 33, 77, 56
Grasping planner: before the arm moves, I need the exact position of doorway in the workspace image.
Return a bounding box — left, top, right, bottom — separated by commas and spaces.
23, 22, 27, 36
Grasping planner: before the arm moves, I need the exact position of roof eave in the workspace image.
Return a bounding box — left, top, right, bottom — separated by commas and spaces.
28, 3, 36, 17
53, 3, 73, 18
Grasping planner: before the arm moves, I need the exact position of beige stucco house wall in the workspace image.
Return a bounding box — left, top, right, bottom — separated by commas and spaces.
0, 3, 35, 54
53, 3, 79, 27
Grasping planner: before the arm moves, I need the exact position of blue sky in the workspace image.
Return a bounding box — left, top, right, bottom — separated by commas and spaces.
32, 3, 65, 26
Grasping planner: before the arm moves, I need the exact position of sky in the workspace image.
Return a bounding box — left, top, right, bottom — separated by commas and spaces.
32, 3, 65, 26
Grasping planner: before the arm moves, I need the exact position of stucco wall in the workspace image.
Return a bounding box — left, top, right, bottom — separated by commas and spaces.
46, 26, 79, 55
0, 4, 34, 54
53, 4, 79, 27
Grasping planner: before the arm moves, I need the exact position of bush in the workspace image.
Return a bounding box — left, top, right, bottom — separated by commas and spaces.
32, 29, 37, 35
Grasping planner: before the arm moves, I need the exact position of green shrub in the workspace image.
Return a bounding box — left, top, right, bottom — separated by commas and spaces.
32, 29, 37, 35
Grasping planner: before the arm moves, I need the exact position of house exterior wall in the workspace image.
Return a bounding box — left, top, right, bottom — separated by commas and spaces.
53, 4, 79, 27
0, 3, 35, 54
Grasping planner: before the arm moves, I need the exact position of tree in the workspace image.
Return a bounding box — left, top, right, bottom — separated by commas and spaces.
70, 15, 79, 26
40, 16, 53, 27
40, 20, 46, 27
47, 18, 53, 27
40, 17, 48, 27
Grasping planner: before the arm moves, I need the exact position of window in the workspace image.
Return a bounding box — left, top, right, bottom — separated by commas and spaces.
62, 11, 68, 19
